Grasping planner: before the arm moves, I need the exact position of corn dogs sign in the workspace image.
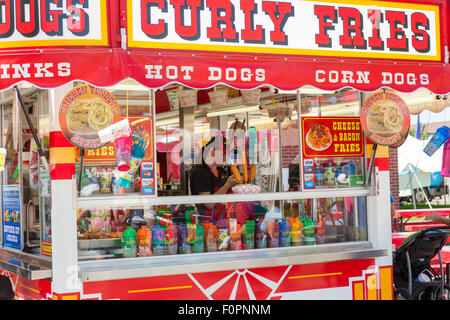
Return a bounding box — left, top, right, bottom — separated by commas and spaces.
128, 0, 442, 61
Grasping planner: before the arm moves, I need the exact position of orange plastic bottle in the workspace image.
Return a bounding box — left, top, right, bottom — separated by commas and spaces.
137, 226, 153, 257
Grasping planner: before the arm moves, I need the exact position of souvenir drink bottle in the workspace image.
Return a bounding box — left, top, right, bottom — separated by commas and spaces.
165, 224, 178, 255
123, 226, 137, 258
205, 224, 218, 252
152, 225, 165, 255
118, 135, 146, 189
279, 219, 289, 247
193, 224, 204, 253
424, 126, 450, 156
137, 226, 152, 257
267, 221, 280, 248
217, 215, 229, 251
179, 224, 192, 254
243, 220, 255, 249
255, 222, 267, 249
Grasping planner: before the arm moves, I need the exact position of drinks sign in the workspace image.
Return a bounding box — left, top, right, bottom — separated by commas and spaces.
301, 117, 364, 158
360, 90, 410, 148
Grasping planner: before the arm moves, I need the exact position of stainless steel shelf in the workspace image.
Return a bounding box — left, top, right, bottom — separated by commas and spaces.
78, 241, 387, 282
0, 248, 52, 280
76, 188, 371, 209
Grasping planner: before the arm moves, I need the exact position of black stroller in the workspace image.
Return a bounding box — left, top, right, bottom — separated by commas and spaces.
393, 226, 450, 300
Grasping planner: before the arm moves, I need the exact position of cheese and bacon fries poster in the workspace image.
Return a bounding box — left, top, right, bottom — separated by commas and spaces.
301, 117, 364, 158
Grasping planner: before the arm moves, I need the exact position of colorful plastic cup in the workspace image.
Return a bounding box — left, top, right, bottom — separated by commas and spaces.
114, 135, 132, 171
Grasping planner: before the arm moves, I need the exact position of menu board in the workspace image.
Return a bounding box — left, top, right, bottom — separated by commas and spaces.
301, 117, 364, 158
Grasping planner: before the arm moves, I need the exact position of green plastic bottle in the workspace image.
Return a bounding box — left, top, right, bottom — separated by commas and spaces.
244, 220, 255, 249
123, 226, 137, 257
193, 224, 204, 253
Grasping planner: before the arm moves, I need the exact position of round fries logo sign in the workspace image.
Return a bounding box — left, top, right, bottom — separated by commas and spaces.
59, 84, 121, 149
361, 90, 410, 148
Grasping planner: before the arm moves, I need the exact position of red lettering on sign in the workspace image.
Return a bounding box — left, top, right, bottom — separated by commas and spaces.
338, 7, 366, 49
314, 5, 336, 48
262, 0, 294, 45
16, 0, 39, 37
367, 9, 384, 50
141, 0, 167, 39
41, 0, 64, 36
0, 0, 14, 38
206, 0, 238, 42
171, 0, 202, 40
67, 0, 89, 36
240, 0, 264, 44
386, 10, 408, 52
411, 12, 430, 53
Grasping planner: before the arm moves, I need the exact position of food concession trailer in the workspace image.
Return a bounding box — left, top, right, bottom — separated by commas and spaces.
0, 0, 448, 300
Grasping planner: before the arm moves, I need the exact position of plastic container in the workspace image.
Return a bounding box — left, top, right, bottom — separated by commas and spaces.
302, 217, 316, 245
217, 215, 229, 251
152, 225, 165, 256
193, 224, 204, 253
122, 226, 137, 258
117, 135, 146, 189
423, 125, 450, 156
279, 219, 290, 247
243, 220, 255, 249
178, 224, 192, 254
255, 222, 267, 249
241, 89, 261, 104
290, 218, 302, 246
205, 224, 218, 252
114, 135, 132, 172
266, 221, 280, 248
208, 89, 228, 107
137, 226, 152, 257
177, 89, 198, 108
441, 140, 450, 177
165, 224, 178, 255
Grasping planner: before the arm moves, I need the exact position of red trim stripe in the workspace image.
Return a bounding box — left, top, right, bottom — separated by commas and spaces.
50, 131, 73, 148
51, 163, 75, 180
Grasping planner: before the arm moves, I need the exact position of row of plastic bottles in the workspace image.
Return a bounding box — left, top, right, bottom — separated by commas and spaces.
121, 216, 325, 258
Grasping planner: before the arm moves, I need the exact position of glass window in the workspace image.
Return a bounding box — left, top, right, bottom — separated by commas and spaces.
76, 196, 367, 260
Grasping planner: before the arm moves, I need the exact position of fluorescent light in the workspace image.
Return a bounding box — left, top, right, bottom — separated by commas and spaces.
156, 117, 179, 126
206, 105, 260, 117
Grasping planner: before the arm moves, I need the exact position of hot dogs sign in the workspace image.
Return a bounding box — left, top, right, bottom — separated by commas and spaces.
129, 0, 441, 61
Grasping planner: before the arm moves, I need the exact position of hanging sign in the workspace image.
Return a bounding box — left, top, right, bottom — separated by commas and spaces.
2, 185, 22, 250
301, 117, 364, 158
59, 84, 122, 149
360, 90, 410, 147
128, 0, 441, 61
0, 0, 109, 49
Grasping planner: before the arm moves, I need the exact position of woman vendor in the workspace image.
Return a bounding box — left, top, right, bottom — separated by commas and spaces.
190, 136, 238, 223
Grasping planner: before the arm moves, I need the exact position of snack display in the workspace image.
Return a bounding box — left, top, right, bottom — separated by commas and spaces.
241, 89, 260, 104
306, 123, 332, 151
177, 89, 198, 108
208, 89, 228, 107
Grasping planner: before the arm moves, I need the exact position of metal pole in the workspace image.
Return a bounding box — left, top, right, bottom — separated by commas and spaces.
409, 164, 417, 209
365, 143, 377, 186
14, 86, 49, 175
